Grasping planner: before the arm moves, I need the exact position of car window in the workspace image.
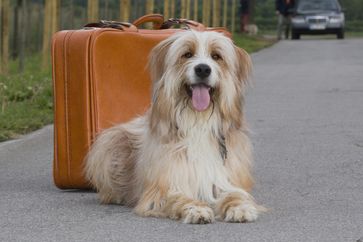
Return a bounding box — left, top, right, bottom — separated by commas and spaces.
297, 0, 339, 12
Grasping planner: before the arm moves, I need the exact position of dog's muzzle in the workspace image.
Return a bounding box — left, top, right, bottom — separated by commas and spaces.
184, 64, 215, 112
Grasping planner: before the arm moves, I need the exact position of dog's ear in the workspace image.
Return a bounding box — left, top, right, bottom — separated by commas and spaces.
234, 46, 252, 86
148, 36, 177, 103
148, 37, 176, 83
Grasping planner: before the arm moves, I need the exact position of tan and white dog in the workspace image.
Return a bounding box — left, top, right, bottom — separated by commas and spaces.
85, 30, 264, 224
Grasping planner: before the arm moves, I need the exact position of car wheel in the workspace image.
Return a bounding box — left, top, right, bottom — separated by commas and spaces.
337, 29, 344, 39
292, 32, 300, 40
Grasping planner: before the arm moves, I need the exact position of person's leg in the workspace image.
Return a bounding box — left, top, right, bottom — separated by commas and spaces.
277, 14, 284, 40
285, 16, 291, 39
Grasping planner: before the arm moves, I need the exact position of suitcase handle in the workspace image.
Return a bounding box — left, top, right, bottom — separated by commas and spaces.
133, 14, 165, 29
160, 18, 205, 31
133, 14, 205, 31
84, 20, 137, 32
85, 15, 211, 33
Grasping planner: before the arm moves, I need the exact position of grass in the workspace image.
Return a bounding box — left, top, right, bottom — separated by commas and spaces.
0, 34, 274, 142
0, 55, 53, 142
233, 33, 276, 53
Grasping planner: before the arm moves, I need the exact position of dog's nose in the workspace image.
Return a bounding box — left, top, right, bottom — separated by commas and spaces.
194, 64, 211, 79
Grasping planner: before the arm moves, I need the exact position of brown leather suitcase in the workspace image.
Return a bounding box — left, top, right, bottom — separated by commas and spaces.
52, 14, 230, 189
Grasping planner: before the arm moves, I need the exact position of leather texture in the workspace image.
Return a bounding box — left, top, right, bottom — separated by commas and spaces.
52, 15, 231, 189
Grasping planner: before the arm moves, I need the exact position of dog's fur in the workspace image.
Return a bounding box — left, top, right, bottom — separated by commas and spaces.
85, 30, 263, 224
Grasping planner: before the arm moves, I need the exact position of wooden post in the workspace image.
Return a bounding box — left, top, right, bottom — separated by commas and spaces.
51, 0, 60, 34
186, 0, 191, 19
19, 0, 27, 72
120, 0, 130, 22
180, 0, 186, 18
202, 0, 207, 26
104, 0, 109, 19
193, 0, 198, 21
146, 0, 154, 14
87, 0, 99, 22
212, 0, 220, 27
170, 0, 175, 18
145, 0, 154, 28
69, 0, 74, 29
206, 0, 211, 26
42, 0, 51, 70
163, 0, 169, 20
231, 0, 236, 33
42, 0, 59, 70
12, 0, 20, 59
222, 0, 227, 27
0, 0, 2, 73
1, 0, 10, 74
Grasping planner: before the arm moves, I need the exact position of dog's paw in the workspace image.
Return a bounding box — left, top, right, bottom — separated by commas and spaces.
224, 201, 259, 223
182, 205, 215, 224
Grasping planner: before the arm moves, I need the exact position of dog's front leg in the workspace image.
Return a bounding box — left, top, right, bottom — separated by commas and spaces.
134, 187, 215, 224
215, 191, 261, 223
163, 193, 215, 224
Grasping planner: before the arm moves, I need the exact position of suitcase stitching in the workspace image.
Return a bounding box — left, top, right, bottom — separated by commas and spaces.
64, 31, 75, 182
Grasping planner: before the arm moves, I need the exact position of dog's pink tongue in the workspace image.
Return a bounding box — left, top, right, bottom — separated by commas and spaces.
192, 85, 210, 112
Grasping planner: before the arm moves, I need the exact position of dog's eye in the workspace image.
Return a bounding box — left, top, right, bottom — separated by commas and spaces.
182, 52, 193, 58
211, 53, 222, 61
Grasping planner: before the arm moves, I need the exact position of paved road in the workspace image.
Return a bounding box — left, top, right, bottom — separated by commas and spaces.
1, 39, 363, 242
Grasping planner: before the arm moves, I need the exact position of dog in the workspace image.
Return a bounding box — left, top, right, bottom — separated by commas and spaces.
85, 30, 264, 224
245, 24, 259, 36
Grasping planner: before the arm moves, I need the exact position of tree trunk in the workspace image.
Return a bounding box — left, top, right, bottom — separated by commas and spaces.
222, 0, 227, 27
87, 0, 99, 22
18, 0, 27, 72
1, 0, 10, 74
163, 0, 169, 20
212, 0, 220, 27
193, 0, 198, 21
120, 0, 130, 22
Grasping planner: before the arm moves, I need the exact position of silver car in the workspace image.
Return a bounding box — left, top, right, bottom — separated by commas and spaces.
291, 0, 345, 39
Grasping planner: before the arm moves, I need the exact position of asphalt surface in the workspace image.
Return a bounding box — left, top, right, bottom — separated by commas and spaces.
1, 39, 363, 242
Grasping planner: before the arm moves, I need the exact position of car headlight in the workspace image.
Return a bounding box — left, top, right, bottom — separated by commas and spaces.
329, 14, 344, 23
292, 16, 306, 24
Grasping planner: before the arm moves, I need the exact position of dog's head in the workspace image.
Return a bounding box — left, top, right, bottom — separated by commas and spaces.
149, 30, 251, 131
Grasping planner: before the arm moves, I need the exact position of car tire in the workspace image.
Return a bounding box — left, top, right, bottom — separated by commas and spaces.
292, 32, 300, 40
337, 29, 344, 39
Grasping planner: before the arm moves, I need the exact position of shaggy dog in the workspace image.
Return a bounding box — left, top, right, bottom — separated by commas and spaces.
85, 30, 263, 224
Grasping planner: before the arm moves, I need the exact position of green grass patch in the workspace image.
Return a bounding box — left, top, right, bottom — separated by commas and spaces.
233, 33, 276, 53
0, 55, 53, 142
0, 35, 275, 142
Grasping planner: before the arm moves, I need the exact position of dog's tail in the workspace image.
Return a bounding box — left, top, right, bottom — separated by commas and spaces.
85, 118, 144, 205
